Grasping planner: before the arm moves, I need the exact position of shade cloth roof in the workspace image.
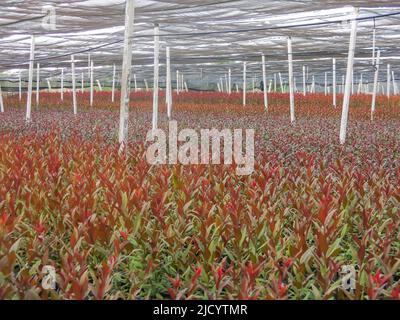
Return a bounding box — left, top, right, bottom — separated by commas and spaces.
0, 1, 399, 88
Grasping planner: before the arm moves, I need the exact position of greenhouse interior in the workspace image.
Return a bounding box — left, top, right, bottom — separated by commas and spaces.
0, 0, 399, 302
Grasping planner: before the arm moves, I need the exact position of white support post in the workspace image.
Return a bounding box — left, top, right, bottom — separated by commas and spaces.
303, 65, 306, 96
88, 53, 91, 79
252, 76, 255, 93
144, 79, 149, 91
71, 55, 77, 115
133, 74, 137, 92
165, 49, 170, 105
372, 27, 376, 63
220, 77, 224, 93
268, 79, 272, 93
279, 72, 283, 93
287, 37, 295, 124
371, 50, 380, 121
262, 54, 268, 110
26, 35, 35, 122
118, 0, 135, 149
112, 64, 116, 102
176, 70, 179, 94
97, 80, 102, 91
225, 74, 229, 94
332, 58, 336, 107
19, 73, 22, 101
236, 83, 239, 93
339, 8, 358, 145
0, 85, 4, 113
324, 72, 327, 95
90, 60, 94, 106
274, 73, 277, 92
47, 79, 52, 91
152, 23, 160, 132
166, 47, 172, 119
311, 75, 315, 93
184, 81, 188, 92
387, 64, 391, 98
243, 62, 247, 106
36, 63, 40, 107
228, 68, 232, 94
61, 68, 64, 100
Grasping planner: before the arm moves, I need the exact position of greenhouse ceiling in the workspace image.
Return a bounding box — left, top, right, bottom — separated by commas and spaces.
0, 0, 399, 86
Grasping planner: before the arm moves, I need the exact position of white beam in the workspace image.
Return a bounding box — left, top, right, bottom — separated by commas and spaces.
288, 37, 295, 124
71, 55, 77, 115
112, 64, 116, 102
166, 47, 172, 119
332, 58, 336, 107
152, 23, 160, 131
19, 73, 22, 101
61, 68, 64, 100
36, 63, 40, 107
228, 68, 232, 94
118, 0, 136, 149
0, 85, 4, 113
387, 64, 391, 98
26, 35, 35, 122
243, 62, 246, 106
371, 50, 380, 121
339, 8, 358, 145
262, 54, 268, 111
90, 60, 94, 106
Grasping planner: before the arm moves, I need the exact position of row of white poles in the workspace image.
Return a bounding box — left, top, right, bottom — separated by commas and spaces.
12, 4, 390, 147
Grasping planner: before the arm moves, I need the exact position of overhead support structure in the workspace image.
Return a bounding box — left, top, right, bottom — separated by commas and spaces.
112, 64, 116, 102
166, 46, 172, 120
0, 85, 4, 113
152, 23, 160, 132
243, 62, 247, 107
118, 0, 136, 150
19, 73, 22, 101
36, 63, 40, 107
287, 37, 295, 124
71, 55, 77, 115
339, 8, 359, 145
26, 35, 35, 122
228, 68, 232, 94
371, 50, 380, 121
61, 68, 64, 101
262, 54, 268, 111
332, 58, 336, 107
176, 70, 180, 94
90, 60, 94, 106
387, 64, 391, 98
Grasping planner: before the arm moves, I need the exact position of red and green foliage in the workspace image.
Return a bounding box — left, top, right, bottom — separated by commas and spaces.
0, 91, 399, 300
